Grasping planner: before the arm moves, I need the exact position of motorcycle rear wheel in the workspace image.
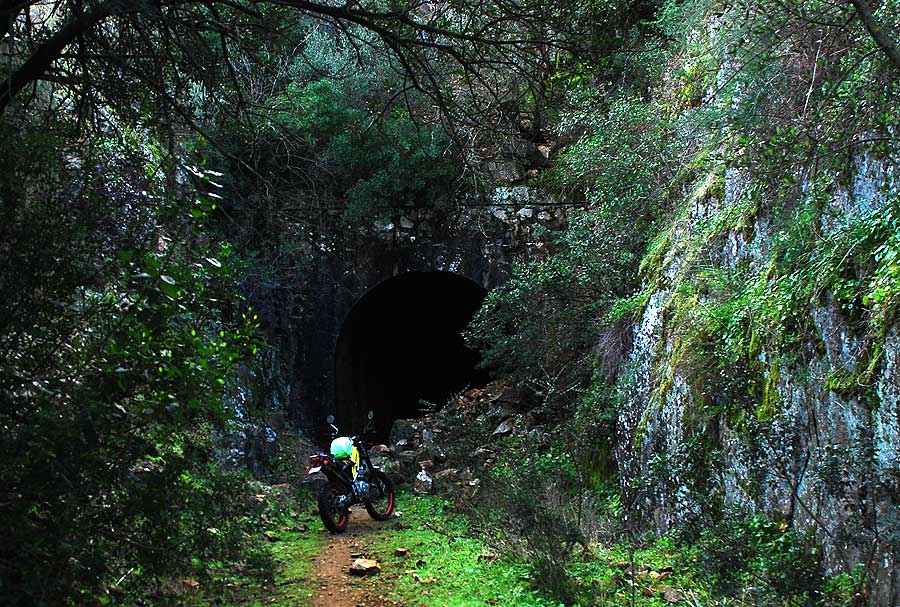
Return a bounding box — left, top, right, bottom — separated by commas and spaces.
318, 481, 350, 533
364, 470, 395, 521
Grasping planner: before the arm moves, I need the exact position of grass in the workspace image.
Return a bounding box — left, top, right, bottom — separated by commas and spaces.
135, 485, 861, 607
249, 510, 325, 607
139, 498, 325, 607
569, 539, 708, 607
369, 489, 564, 607
366, 490, 714, 607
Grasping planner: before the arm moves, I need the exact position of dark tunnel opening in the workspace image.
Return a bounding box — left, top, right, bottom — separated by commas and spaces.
334, 271, 490, 442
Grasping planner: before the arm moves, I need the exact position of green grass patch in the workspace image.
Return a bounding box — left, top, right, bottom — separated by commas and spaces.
139, 502, 325, 607
570, 538, 711, 607
369, 491, 714, 607
370, 490, 563, 607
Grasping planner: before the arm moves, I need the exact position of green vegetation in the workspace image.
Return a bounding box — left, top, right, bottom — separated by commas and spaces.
0, 123, 268, 604
371, 491, 562, 607
3, 0, 900, 604
463, 0, 900, 601
141, 495, 324, 607
369, 490, 859, 607
1, 1, 596, 602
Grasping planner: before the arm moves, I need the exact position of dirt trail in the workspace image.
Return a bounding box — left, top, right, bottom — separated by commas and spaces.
310, 508, 399, 607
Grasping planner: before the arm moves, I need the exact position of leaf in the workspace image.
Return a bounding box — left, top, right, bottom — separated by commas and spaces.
160, 281, 179, 300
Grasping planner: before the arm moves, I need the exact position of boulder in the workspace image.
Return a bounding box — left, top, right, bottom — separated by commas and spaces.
490, 382, 522, 403
492, 419, 514, 437
421, 428, 436, 450
397, 450, 418, 465
389, 419, 417, 445
379, 459, 404, 484
659, 586, 683, 603
369, 444, 394, 457
413, 470, 433, 494
471, 447, 495, 469
433, 468, 460, 482
349, 558, 381, 576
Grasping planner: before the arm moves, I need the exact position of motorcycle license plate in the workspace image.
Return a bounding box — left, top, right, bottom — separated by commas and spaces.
308, 466, 321, 474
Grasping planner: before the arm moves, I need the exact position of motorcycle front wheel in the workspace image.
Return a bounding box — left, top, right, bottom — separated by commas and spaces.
318, 481, 350, 533
363, 470, 395, 521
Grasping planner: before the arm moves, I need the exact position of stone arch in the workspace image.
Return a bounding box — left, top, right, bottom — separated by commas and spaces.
334, 271, 489, 440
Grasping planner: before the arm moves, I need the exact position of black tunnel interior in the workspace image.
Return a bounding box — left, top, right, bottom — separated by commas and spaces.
334, 271, 489, 441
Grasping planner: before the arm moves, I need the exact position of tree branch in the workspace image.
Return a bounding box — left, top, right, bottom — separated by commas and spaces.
0, 0, 31, 43
0, 0, 124, 114
849, 0, 900, 70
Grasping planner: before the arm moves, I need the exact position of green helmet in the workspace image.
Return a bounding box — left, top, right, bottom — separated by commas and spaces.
330, 436, 353, 459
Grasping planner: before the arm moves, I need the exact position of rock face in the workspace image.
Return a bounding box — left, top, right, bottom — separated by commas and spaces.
616, 157, 900, 604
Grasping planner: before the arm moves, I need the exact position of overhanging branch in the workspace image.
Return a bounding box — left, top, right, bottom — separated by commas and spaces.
849, 0, 900, 70
0, 0, 126, 114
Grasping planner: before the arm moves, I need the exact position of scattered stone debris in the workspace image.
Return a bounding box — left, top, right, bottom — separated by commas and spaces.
389, 419, 417, 445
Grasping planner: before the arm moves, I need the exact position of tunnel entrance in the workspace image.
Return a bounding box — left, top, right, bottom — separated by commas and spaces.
334, 271, 489, 441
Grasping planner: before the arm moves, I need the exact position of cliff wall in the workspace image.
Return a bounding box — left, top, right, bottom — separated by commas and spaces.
618, 154, 900, 604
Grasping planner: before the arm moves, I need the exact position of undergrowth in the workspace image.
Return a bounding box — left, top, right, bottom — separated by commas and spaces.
137, 490, 323, 607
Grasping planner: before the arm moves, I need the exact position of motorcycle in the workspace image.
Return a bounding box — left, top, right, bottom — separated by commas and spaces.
306, 410, 395, 533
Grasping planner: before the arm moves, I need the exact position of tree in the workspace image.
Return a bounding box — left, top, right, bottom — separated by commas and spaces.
0, 0, 595, 121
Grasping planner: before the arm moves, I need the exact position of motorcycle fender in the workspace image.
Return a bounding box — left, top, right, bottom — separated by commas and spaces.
308, 466, 321, 475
